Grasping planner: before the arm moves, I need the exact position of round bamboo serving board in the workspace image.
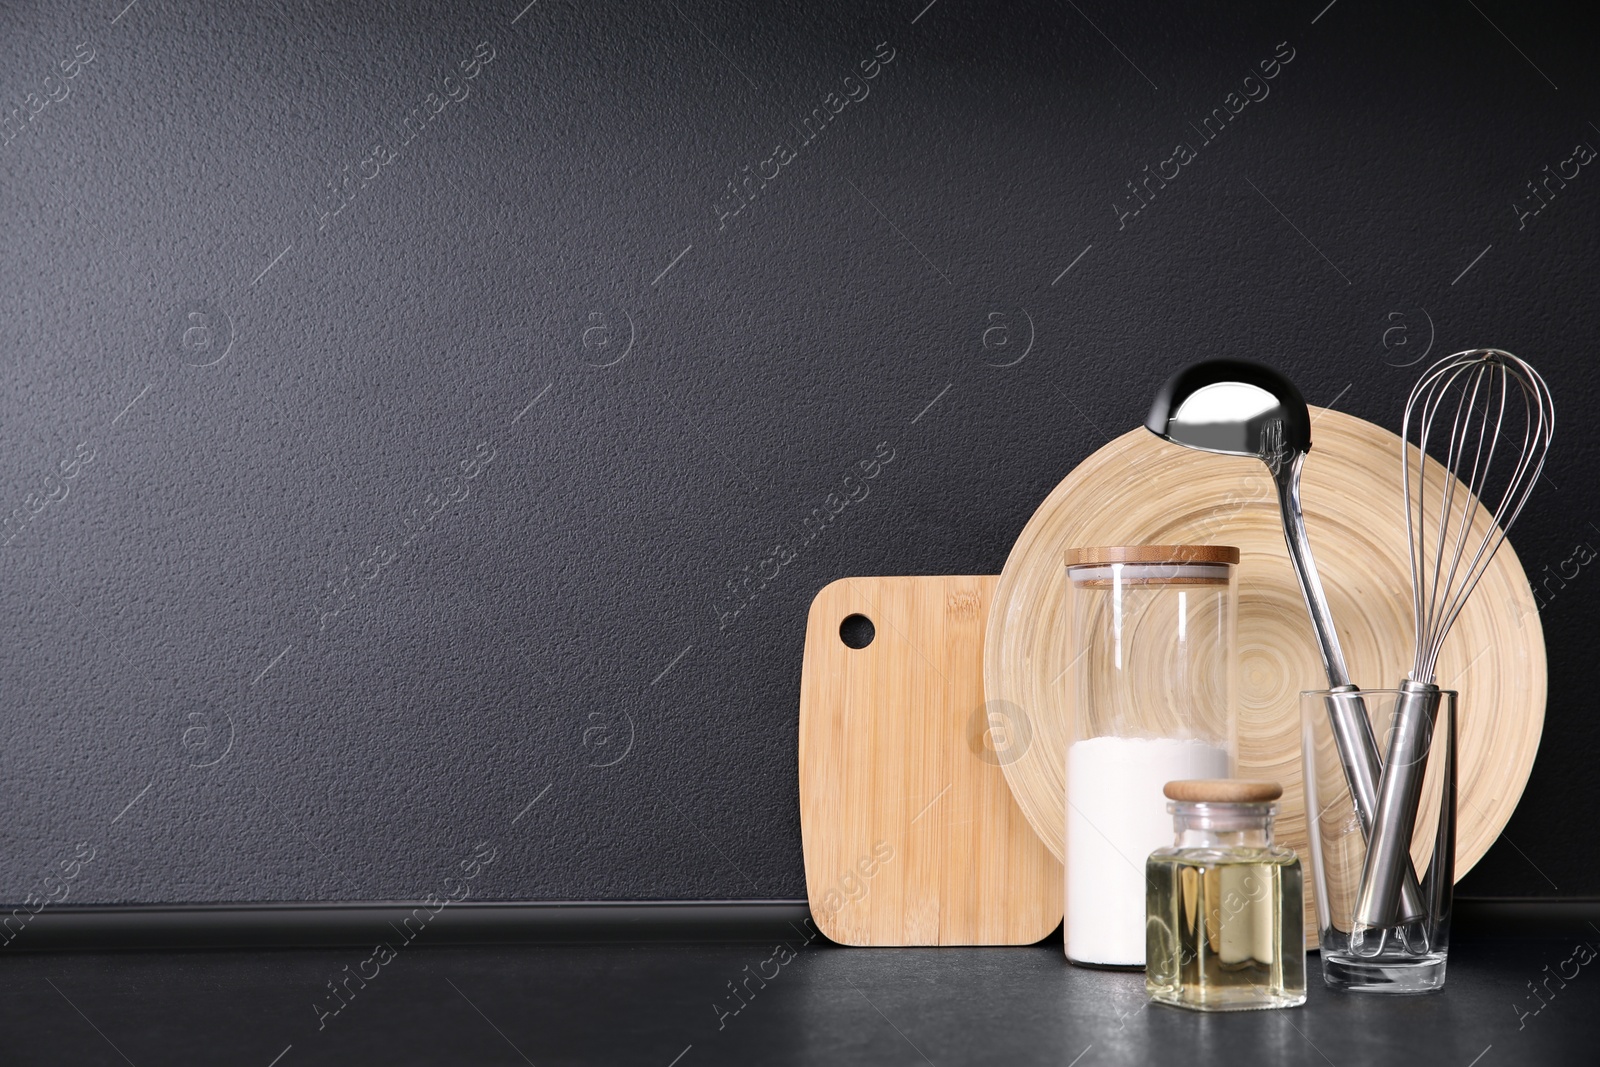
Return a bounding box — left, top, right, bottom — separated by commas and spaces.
985, 409, 1547, 946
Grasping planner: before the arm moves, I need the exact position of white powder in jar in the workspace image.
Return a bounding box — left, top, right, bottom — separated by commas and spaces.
1065, 735, 1230, 966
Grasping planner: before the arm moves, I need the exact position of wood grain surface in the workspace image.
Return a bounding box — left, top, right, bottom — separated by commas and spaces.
799, 576, 1061, 946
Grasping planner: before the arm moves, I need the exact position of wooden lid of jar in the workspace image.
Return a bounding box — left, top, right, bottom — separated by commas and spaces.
1163, 779, 1282, 802
1064, 544, 1240, 566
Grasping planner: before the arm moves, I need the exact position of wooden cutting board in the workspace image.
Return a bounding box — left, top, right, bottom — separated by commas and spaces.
798, 576, 1061, 946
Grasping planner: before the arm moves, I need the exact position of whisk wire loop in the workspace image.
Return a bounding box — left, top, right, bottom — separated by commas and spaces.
1401, 349, 1554, 683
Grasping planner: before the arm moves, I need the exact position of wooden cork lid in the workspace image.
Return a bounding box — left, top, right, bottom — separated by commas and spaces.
1065, 545, 1239, 587
1164, 779, 1282, 803
1064, 545, 1240, 566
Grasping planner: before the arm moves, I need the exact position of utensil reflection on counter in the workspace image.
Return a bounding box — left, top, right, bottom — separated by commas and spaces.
1145, 359, 1427, 925
1354, 349, 1554, 940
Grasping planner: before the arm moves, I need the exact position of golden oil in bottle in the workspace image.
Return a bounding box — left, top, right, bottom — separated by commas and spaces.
1145, 780, 1306, 1011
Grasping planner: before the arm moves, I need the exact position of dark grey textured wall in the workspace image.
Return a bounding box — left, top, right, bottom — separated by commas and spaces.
2, 0, 1596, 907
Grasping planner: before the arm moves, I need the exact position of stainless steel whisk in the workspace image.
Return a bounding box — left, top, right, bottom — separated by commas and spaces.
1354, 349, 1555, 933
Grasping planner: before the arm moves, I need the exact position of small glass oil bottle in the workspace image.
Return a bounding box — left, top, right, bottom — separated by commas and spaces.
1145, 779, 1306, 1011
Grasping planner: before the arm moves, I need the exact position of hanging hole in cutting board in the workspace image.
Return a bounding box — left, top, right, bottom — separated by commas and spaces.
839, 613, 875, 649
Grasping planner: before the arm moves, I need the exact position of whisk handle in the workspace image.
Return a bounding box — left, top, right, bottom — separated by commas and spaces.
1325, 686, 1428, 923
1354, 679, 1441, 929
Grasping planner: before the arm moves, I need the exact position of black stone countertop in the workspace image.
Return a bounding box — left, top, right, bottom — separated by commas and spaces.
3, 903, 1596, 1065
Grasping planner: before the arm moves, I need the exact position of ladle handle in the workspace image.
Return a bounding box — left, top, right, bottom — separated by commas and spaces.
1274, 458, 1427, 923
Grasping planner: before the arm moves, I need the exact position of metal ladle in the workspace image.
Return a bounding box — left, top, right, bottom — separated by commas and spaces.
1146, 359, 1427, 927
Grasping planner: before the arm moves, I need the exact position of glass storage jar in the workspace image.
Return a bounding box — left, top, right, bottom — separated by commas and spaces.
1145, 778, 1306, 1011
1063, 545, 1239, 967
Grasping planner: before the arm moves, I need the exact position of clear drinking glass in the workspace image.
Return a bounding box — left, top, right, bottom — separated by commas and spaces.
1300, 688, 1456, 992
1063, 545, 1239, 967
